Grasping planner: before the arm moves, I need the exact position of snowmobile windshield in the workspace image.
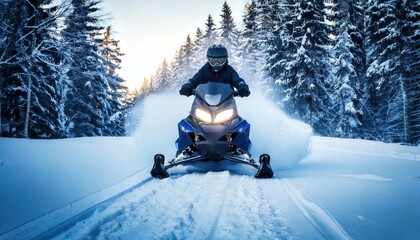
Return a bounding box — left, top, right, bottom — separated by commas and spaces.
195, 82, 234, 106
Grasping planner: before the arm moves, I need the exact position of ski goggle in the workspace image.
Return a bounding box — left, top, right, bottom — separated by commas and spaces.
208, 57, 227, 67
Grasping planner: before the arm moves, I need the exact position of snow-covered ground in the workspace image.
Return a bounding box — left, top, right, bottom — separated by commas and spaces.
0, 91, 419, 239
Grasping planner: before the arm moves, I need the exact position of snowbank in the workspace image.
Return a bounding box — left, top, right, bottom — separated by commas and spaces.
133, 89, 312, 171
0, 137, 142, 234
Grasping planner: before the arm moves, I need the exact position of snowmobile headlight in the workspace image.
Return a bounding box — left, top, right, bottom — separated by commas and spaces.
195, 108, 212, 123
214, 109, 234, 124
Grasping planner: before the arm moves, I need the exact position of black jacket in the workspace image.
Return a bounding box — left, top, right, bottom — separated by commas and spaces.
186, 63, 246, 89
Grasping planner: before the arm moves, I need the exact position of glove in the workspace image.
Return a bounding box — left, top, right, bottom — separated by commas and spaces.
237, 84, 250, 97
179, 83, 193, 96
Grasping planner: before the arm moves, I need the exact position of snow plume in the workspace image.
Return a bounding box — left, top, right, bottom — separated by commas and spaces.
236, 89, 312, 169
132, 91, 191, 162
132, 88, 312, 172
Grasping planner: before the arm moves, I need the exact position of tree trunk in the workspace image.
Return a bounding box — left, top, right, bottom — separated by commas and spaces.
23, 77, 32, 138
24, 9, 39, 138
401, 77, 408, 143
405, 78, 420, 145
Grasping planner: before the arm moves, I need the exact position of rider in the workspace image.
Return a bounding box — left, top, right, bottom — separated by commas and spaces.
179, 44, 250, 97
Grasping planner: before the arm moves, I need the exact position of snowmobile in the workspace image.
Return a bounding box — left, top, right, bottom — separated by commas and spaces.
150, 82, 274, 179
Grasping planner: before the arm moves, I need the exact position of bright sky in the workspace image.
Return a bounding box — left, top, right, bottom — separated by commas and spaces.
101, 0, 248, 90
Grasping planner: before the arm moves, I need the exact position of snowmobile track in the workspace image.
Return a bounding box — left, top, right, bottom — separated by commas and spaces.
50, 172, 233, 239
47, 171, 297, 239
13, 171, 351, 239
209, 175, 291, 239
7, 168, 353, 239
202, 171, 231, 239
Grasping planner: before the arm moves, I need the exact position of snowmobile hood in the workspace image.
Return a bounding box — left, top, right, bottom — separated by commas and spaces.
195, 82, 234, 107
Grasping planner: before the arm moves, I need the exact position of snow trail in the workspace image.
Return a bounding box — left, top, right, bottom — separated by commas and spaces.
51, 172, 295, 239
206, 172, 231, 239
1, 133, 418, 239
211, 176, 291, 239
281, 179, 352, 240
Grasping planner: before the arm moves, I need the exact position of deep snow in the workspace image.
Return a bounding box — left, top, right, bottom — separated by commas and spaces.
0, 91, 419, 239
0, 137, 144, 234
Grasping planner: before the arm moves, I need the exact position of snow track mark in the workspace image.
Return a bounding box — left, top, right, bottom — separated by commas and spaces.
204, 172, 231, 239
281, 179, 352, 240
53, 171, 234, 239
210, 176, 291, 239
51, 172, 295, 239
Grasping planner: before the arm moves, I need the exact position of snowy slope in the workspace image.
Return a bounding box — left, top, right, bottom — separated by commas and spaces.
1, 92, 419, 239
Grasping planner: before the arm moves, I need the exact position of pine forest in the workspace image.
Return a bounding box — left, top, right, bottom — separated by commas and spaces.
0, 0, 419, 145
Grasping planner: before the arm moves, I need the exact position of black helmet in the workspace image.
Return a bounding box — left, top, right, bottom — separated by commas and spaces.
207, 44, 228, 72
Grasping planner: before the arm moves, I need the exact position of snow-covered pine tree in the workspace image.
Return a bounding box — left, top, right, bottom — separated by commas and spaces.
254, 0, 274, 85
204, 14, 216, 39
218, 1, 240, 67
100, 26, 127, 136
0, 0, 4, 136
61, 0, 111, 137
138, 77, 151, 94
168, 49, 182, 88
278, 0, 333, 135
26, 1, 64, 139
274, 0, 301, 87
152, 59, 171, 90
195, 27, 203, 40
264, 0, 281, 67
348, 0, 366, 89
170, 35, 195, 87
194, 28, 204, 48
238, 0, 259, 81
203, 14, 218, 47
365, 0, 404, 142
399, 0, 420, 145
344, 0, 368, 137
182, 34, 196, 78
0, 0, 63, 138
196, 14, 220, 65
219, 1, 237, 45
102, 26, 124, 76
191, 27, 207, 72
0, 0, 22, 137
263, 0, 285, 96
331, 0, 363, 138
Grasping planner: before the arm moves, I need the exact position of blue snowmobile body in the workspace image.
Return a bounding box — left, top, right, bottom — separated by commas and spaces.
151, 82, 273, 178
176, 117, 251, 161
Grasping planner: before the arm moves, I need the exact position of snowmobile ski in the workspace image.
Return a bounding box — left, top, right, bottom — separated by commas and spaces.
150, 154, 169, 178
150, 153, 274, 179
254, 154, 274, 178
